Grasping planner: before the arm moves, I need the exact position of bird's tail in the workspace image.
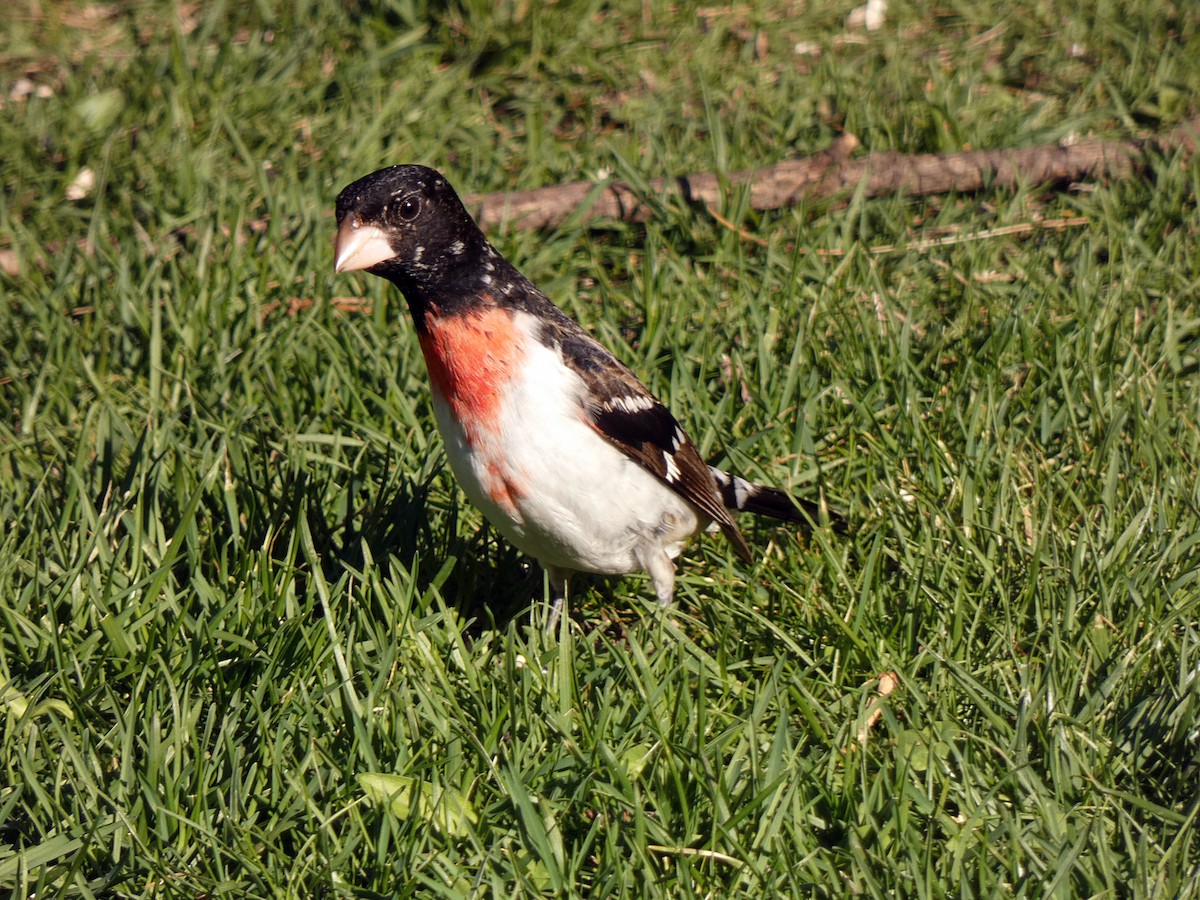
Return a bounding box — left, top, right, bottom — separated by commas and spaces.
709, 467, 838, 526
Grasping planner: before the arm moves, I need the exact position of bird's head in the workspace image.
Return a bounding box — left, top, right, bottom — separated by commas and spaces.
333, 164, 483, 284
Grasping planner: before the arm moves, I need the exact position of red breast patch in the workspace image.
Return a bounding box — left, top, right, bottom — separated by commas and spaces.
418, 304, 526, 514
418, 303, 523, 434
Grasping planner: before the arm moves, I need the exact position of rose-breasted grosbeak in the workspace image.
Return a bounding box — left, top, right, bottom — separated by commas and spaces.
334, 164, 828, 624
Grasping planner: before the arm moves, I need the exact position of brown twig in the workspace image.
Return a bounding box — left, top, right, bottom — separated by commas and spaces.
855, 671, 899, 748
463, 118, 1200, 232
707, 205, 769, 246
258, 296, 371, 324
803, 215, 1092, 257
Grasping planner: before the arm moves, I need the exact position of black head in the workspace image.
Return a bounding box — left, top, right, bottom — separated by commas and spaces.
333, 164, 487, 287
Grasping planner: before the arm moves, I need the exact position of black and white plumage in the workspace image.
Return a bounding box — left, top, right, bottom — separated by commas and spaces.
333, 164, 829, 623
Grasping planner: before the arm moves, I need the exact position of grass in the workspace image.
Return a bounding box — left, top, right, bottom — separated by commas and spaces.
3, 0, 1200, 895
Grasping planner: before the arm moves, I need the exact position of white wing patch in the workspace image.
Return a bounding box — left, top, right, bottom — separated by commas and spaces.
709, 468, 755, 510
603, 394, 657, 414
733, 475, 752, 509
663, 451, 681, 483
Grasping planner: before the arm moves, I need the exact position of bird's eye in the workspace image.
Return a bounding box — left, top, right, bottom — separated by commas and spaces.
399, 197, 421, 221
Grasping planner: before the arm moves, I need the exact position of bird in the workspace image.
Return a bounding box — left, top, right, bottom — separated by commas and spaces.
333, 164, 829, 626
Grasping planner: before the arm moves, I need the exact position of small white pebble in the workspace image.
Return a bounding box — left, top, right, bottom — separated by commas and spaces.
65, 167, 96, 201
847, 0, 887, 32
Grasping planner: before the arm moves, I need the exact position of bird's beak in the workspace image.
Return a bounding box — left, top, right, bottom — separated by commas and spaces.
334, 213, 395, 273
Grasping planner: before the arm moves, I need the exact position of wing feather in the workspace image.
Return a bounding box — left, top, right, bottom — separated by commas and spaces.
542, 317, 753, 562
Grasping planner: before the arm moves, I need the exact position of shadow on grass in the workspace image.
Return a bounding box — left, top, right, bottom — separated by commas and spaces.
1117, 677, 1200, 812
232, 433, 546, 630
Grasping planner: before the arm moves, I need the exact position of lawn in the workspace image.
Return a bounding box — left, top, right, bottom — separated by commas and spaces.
2, 0, 1200, 896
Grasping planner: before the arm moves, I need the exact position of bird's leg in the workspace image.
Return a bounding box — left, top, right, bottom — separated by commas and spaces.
544, 564, 569, 632
635, 543, 677, 606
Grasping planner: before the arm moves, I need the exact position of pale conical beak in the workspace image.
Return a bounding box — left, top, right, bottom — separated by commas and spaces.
333, 213, 396, 273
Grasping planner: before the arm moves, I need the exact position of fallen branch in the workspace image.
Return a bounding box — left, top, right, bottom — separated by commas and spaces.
464, 117, 1200, 231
